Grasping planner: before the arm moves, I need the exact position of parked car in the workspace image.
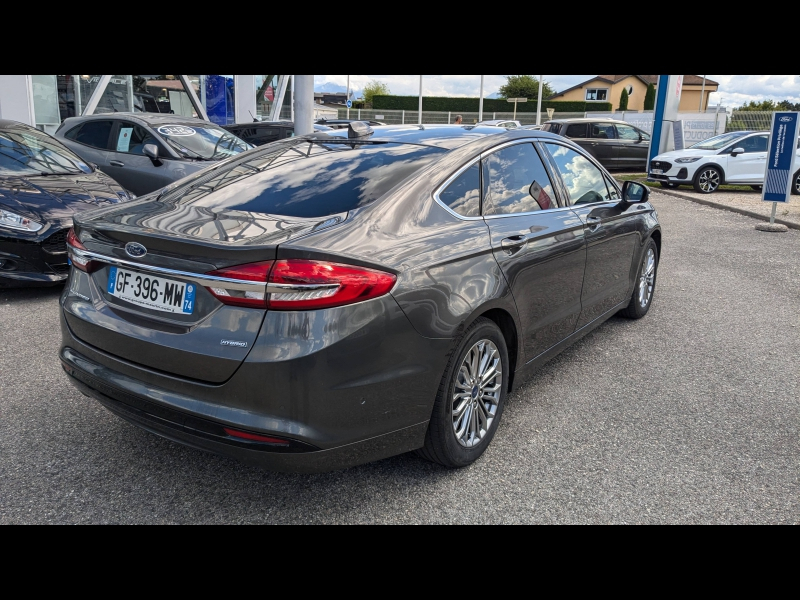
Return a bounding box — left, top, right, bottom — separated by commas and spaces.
60, 125, 661, 472
0, 120, 131, 287
222, 120, 333, 146
315, 118, 386, 129
540, 118, 651, 170
55, 113, 253, 197
478, 119, 521, 129
649, 130, 800, 194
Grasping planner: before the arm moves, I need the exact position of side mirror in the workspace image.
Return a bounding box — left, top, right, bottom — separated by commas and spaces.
621, 180, 649, 203
143, 144, 161, 163
730, 147, 745, 157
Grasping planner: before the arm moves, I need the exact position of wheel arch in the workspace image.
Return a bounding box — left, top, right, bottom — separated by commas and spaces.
694, 162, 727, 184
472, 307, 519, 393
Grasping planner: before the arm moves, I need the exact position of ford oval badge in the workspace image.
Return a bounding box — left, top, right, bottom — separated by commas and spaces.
779, 116, 792, 122
125, 242, 147, 258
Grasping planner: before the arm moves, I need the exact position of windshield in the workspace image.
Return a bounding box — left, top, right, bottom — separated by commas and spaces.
155, 124, 252, 160
690, 131, 748, 150
0, 128, 93, 177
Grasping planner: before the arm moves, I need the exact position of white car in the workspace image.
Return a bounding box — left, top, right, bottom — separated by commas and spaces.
477, 119, 521, 129
649, 130, 800, 194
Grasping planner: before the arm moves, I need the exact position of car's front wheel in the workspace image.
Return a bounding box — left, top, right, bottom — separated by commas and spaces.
417, 317, 508, 468
793, 171, 800, 195
619, 238, 659, 319
693, 166, 722, 193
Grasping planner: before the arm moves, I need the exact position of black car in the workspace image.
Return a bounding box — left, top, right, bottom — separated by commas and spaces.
60, 124, 661, 472
222, 121, 333, 147
540, 118, 651, 170
315, 118, 387, 130
0, 120, 131, 287
55, 113, 252, 197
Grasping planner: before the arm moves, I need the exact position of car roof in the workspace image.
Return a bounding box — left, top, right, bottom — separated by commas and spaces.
0, 119, 35, 131
65, 112, 216, 128
321, 124, 517, 149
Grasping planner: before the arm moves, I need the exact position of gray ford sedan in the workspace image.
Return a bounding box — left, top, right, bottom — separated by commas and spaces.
55, 113, 252, 197
60, 124, 661, 473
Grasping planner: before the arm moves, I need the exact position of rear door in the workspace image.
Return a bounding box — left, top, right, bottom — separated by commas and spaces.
104, 120, 174, 195
588, 122, 621, 168
60, 119, 115, 172
542, 141, 647, 327
482, 140, 586, 362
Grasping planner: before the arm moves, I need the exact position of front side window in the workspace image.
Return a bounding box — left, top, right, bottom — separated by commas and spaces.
439, 162, 480, 217
544, 143, 613, 205
482, 143, 556, 215
615, 124, 642, 140
0, 126, 92, 176
590, 123, 617, 139
735, 135, 768, 153
586, 88, 608, 101
114, 122, 164, 156
155, 124, 251, 160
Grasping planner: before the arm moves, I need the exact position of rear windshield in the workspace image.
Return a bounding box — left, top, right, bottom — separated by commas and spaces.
161, 140, 444, 218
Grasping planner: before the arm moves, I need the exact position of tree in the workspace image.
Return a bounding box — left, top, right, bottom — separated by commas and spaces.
362, 79, 390, 108
498, 75, 555, 101
737, 99, 800, 111
619, 87, 629, 111
643, 83, 656, 110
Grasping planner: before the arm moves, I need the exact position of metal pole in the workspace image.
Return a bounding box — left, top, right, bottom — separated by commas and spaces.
699, 75, 706, 112
714, 103, 720, 135
293, 75, 314, 136
290, 75, 294, 122
402, 109, 405, 124
180, 75, 208, 121
346, 75, 350, 119
418, 75, 423, 125
513, 101, 517, 120
770, 202, 777, 224
478, 75, 484, 122
536, 74, 543, 125
448, 111, 451, 124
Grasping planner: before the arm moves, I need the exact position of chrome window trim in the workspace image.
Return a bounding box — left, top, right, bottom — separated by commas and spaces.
67, 247, 333, 294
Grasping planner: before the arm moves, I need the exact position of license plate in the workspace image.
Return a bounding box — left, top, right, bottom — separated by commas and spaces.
107, 266, 196, 314
651, 169, 664, 175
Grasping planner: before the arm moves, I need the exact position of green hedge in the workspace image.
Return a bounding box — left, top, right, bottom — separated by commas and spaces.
372, 95, 611, 113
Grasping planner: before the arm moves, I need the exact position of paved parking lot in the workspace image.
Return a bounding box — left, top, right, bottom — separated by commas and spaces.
1, 192, 798, 524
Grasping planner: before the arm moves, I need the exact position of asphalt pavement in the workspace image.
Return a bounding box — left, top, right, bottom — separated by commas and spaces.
1, 192, 798, 524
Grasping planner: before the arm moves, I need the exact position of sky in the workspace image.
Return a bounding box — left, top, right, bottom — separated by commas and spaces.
314, 75, 800, 108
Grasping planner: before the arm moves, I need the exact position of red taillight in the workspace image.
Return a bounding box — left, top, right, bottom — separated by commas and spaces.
267, 259, 396, 310
66, 228, 97, 272
223, 427, 290, 446
205, 259, 396, 311
205, 261, 274, 308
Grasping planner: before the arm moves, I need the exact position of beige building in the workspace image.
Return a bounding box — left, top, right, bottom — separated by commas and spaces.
549, 75, 719, 112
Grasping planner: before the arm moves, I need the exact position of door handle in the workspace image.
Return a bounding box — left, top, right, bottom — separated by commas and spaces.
500, 235, 527, 255
586, 216, 602, 231
109, 160, 125, 167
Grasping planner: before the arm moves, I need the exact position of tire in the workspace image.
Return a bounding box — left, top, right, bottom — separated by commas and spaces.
417, 317, 509, 468
750, 185, 763, 192
693, 166, 722, 193
660, 182, 680, 189
618, 238, 659, 319
793, 171, 800, 196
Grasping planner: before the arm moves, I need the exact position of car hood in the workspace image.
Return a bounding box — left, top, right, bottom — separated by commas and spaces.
652, 149, 715, 161
0, 170, 125, 223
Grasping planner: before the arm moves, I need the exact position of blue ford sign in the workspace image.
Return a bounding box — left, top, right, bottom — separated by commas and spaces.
763, 112, 799, 203
346, 100, 352, 109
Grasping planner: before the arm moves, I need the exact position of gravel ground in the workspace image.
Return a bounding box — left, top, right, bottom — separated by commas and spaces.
1, 192, 798, 524
655, 186, 800, 226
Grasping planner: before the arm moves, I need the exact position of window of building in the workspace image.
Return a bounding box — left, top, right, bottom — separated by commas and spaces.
585, 88, 608, 101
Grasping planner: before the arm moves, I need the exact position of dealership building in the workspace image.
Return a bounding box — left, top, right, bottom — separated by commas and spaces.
0, 75, 335, 133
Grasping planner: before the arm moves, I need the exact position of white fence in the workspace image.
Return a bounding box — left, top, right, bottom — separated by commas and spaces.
586, 110, 728, 144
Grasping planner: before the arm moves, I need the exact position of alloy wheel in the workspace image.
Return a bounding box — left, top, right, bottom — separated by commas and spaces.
697, 168, 720, 193
638, 248, 656, 308
452, 339, 502, 448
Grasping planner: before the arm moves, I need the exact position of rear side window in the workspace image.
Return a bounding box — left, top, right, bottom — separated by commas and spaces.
565, 123, 588, 138
161, 140, 444, 219
590, 123, 616, 139
482, 143, 556, 215
73, 121, 113, 149
438, 162, 480, 217
542, 123, 561, 134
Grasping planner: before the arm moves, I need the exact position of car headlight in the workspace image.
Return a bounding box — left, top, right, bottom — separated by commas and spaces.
675, 157, 702, 163
0, 209, 43, 232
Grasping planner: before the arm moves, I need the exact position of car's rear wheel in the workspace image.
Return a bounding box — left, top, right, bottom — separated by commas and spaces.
693, 166, 722, 193
792, 171, 800, 195
618, 238, 659, 319
660, 182, 680, 189
417, 317, 508, 468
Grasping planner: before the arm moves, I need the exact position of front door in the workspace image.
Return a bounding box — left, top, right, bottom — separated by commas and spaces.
724, 134, 768, 183
615, 123, 650, 170
482, 141, 586, 362
104, 121, 173, 196
542, 141, 647, 328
